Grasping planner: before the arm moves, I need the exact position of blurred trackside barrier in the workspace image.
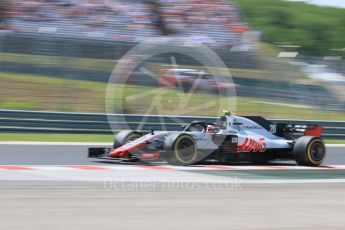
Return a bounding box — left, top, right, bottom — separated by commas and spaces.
0, 32, 342, 112
0, 110, 344, 140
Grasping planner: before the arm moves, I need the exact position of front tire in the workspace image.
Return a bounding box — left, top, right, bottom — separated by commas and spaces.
293, 136, 326, 166
113, 130, 142, 149
164, 133, 198, 166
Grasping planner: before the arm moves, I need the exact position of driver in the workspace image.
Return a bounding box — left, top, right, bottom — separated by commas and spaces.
206, 125, 218, 133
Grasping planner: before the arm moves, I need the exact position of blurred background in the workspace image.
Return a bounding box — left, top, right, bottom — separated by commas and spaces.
0, 0, 344, 119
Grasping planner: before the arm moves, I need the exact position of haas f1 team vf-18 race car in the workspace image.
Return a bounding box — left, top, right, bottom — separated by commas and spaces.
88, 112, 326, 166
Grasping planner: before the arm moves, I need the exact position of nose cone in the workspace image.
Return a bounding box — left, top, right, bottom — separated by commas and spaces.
108, 147, 129, 158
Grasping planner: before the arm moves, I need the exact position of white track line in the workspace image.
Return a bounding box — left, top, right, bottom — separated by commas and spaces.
236, 179, 345, 184
326, 144, 345, 147
0, 167, 345, 184
1, 165, 345, 184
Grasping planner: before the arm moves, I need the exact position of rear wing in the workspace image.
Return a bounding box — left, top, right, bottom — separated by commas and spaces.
236, 116, 324, 138
274, 123, 324, 139
299, 124, 323, 137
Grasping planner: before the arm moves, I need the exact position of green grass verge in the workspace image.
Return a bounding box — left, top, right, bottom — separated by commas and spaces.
0, 52, 116, 72
0, 133, 113, 142
0, 48, 310, 83
1, 71, 345, 119
324, 140, 345, 144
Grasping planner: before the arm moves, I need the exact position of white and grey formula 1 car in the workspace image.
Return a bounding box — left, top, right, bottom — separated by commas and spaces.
88, 112, 326, 166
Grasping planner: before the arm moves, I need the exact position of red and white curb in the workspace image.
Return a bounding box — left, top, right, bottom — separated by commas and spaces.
1, 165, 345, 171
1, 165, 345, 184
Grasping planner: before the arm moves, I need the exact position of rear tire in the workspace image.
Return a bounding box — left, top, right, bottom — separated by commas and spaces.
164, 133, 198, 166
113, 130, 142, 149
293, 136, 326, 166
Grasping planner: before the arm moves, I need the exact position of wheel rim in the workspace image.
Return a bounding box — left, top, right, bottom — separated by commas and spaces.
310, 142, 325, 162
176, 139, 196, 163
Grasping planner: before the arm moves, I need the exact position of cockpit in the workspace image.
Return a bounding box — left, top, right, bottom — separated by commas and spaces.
183, 121, 224, 133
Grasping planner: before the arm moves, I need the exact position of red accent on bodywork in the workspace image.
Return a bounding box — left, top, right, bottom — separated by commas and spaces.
140, 152, 161, 161
109, 146, 130, 158
258, 138, 266, 152
237, 138, 267, 153
108, 134, 159, 158
237, 138, 249, 152
252, 140, 259, 152
243, 138, 253, 152
304, 125, 323, 137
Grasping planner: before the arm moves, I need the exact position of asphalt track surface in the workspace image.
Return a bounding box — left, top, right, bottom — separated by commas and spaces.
1, 143, 345, 230
1, 181, 345, 230
1, 143, 345, 182
0, 143, 343, 165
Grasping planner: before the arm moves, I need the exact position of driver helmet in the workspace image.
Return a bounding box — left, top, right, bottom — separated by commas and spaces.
206, 125, 218, 133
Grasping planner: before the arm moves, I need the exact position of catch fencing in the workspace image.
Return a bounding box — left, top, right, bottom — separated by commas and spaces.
0, 110, 344, 140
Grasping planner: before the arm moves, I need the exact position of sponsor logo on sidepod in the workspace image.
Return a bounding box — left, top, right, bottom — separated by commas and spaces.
237, 138, 266, 152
